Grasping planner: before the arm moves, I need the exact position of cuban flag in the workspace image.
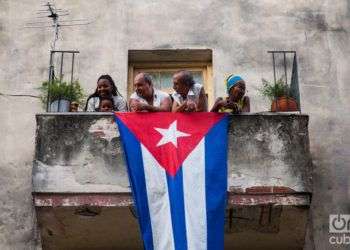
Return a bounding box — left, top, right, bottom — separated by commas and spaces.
114, 112, 228, 250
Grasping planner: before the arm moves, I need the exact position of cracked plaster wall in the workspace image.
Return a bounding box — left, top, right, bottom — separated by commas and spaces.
32, 114, 312, 194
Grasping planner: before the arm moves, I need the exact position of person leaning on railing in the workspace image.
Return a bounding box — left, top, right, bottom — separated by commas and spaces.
129, 73, 172, 112
171, 70, 208, 112
84, 74, 128, 112
210, 75, 250, 114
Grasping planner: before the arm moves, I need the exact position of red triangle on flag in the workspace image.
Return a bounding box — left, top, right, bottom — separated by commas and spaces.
115, 112, 225, 176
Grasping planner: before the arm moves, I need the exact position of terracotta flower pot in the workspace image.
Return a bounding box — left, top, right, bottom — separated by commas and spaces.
271, 96, 298, 112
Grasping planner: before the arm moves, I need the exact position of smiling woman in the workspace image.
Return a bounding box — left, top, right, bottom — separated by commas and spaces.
84, 74, 128, 112
210, 75, 250, 114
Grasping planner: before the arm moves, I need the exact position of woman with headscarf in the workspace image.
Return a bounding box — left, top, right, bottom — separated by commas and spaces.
210, 75, 250, 113
84, 74, 127, 112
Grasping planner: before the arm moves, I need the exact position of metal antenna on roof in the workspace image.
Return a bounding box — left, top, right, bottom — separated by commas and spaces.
25, 1, 92, 50
25, 1, 91, 112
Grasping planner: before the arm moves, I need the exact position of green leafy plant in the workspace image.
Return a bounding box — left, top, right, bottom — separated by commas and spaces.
38, 78, 85, 107
259, 78, 290, 101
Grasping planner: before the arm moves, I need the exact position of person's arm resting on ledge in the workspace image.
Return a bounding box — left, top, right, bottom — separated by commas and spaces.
129, 97, 172, 112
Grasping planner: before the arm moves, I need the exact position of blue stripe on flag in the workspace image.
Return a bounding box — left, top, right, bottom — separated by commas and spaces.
115, 117, 154, 250
166, 168, 188, 250
205, 116, 228, 250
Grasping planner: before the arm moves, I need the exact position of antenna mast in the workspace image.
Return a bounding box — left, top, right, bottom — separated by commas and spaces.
25, 1, 92, 50
47, 2, 58, 50
25, 1, 92, 112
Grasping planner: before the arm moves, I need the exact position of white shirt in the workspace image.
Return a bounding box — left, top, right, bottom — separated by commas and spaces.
172, 83, 203, 105
130, 88, 170, 108
86, 95, 128, 111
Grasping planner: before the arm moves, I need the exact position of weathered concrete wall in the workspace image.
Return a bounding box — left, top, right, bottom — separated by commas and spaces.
0, 0, 350, 249
32, 113, 311, 250
33, 113, 312, 194
34, 114, 129, 193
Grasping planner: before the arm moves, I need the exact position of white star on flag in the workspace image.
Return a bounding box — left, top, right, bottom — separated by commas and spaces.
154, 120, 190, 147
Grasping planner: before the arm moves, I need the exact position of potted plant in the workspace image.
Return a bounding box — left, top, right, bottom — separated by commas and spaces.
259, 78, 298, 112
39, 78, 85, 112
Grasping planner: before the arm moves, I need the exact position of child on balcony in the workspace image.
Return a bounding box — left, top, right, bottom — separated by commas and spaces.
69, 101, 79, 112
98, 97, 114, 112
210, 75, 250, 114
84, 74, 127, 112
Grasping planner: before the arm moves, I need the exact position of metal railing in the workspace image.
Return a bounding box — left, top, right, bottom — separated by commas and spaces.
46, 50, 80, 112
267, 51, 301, 111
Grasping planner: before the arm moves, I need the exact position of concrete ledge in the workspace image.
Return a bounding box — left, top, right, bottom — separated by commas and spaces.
33, 192, 311, 207
33, 113, 312, 194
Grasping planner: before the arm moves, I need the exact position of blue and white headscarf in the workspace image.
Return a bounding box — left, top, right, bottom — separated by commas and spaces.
226, 75, 243, 93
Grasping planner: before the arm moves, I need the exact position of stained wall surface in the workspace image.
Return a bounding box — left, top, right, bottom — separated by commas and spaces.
32, 113, 312, 194
32, 113, 312, 250
0, 1, 349, 249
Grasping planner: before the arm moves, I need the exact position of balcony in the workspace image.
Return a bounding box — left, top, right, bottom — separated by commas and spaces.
33, 113, 312, 250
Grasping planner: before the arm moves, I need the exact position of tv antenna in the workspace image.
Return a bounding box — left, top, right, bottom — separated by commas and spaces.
25, 1, 92, 50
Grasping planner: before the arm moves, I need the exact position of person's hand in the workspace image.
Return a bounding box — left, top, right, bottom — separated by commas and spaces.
216, 99, 227, 109
210, 97, 226, 112
129, 100, 138, 111
224, 101, 239, 113
134, 102, 149, 111
176, 102, 188, 112
130, 100, 148, 112
184, 100, 196, 112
